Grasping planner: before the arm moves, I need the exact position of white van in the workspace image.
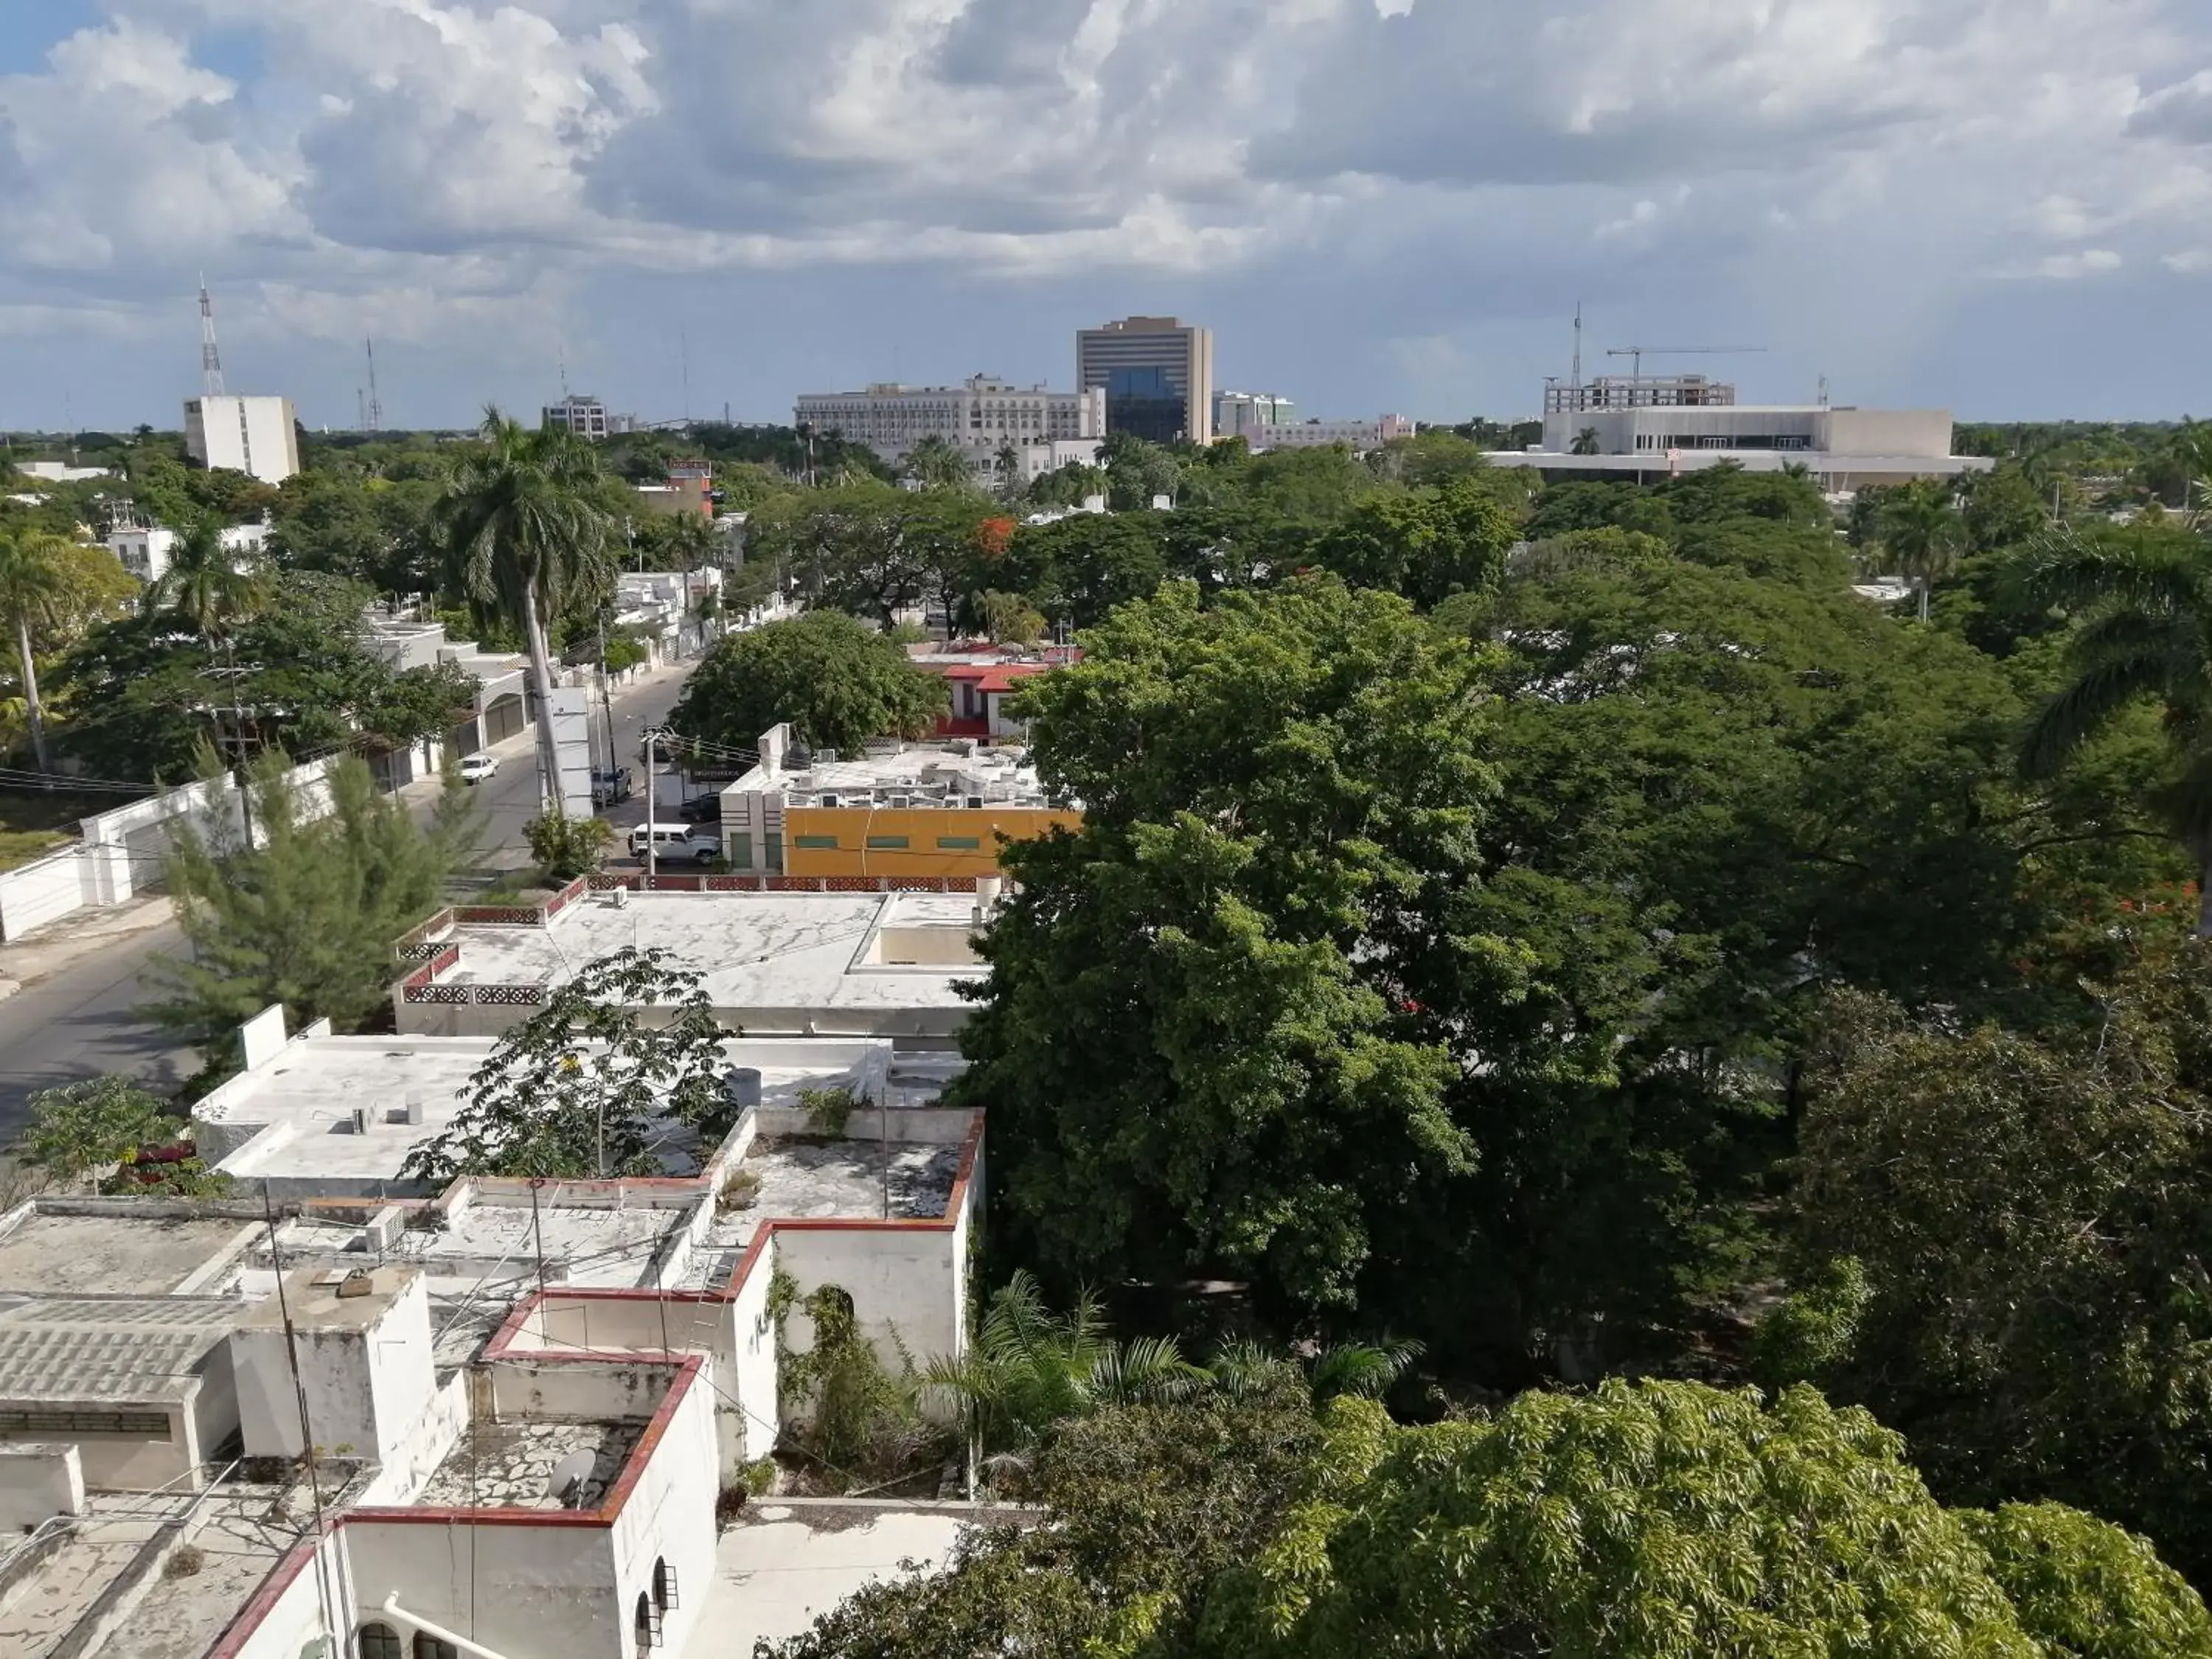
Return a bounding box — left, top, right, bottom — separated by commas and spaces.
627, 824, 722, 866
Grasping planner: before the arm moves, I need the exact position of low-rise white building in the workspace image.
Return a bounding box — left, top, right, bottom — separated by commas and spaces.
796, 375, 1103, 465
1244, 414, 1415, 452
1499, 402, 1996, 490
105, 521, 267, 584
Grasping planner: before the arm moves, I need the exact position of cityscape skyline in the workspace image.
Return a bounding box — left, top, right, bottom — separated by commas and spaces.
1, 3, 2210, 430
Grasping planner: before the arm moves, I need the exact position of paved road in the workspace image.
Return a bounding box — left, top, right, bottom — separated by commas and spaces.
0, 665, 695, 1138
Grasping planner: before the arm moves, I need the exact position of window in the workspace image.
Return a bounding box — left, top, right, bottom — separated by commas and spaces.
636, 1590, 662, 1649
653, 1556, 681, 1610
936, 835, 981, 851
414, 1638, 459, 1659
793, 835, 839, 849
866, 835, 909, 849
357, 1627, 403, 1659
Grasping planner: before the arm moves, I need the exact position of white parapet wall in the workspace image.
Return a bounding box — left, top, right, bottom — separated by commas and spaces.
0, 1442, 84, 1528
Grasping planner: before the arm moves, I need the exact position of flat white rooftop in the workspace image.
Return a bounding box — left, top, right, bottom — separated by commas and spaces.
436, 891, 981, 1032
0, 1208, 254, 1297
196, 1032, 934, 1195
274, 1200, 686, 1293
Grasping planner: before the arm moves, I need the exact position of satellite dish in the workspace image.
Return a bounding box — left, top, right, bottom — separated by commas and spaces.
549, 1447, 599, 1509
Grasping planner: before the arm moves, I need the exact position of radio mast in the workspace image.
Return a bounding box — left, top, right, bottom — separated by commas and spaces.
198, 276, 226, 397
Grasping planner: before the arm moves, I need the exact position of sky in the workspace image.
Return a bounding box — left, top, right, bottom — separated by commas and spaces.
1, 0, 2209, 434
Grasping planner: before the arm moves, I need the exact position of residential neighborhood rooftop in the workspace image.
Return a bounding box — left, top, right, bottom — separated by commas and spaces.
0, 1294, 238, 1406
0, 1208, 255, 1298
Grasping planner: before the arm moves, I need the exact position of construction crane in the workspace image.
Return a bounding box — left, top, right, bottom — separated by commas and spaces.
1603, 344, 1764, 382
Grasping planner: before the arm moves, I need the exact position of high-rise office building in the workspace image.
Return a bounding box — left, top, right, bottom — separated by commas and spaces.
183, 395, 300, 485
1077, 316, 1214, 445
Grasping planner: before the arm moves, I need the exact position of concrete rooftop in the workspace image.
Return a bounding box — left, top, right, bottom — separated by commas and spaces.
414, 1418, 641, 1512
689, 1138, 962, 1286
437, 891, 980, 1029
274, 1201, 686, 1294
0, 1295, 238, 1406
686, 1503, 978, 1658
0, 1209, 254, 1298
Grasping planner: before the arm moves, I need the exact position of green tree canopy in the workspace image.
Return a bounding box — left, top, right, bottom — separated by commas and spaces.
1775, 938, 2212, 1586
143, 752, 479, 1047
763, 1382, 2210, 1659
400, 947, 738, 1182
669, 610, 946, 757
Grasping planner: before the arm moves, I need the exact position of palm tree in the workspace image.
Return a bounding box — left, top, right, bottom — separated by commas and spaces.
2018, 525, 2212, 932
436, 409, 613, 809
0, 527, 74, 776
903, 434, 975, 491
920, 1270, 1204, 1481
150, 521, 265, 641
1880, 484, 1962, 621
1571, 427, 1601, 456
661, 512, 720, 655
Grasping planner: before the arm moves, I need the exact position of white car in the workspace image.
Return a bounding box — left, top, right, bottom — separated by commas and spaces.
458, 751, 498, 783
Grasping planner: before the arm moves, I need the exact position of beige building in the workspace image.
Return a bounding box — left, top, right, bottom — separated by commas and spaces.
1077, 316, 1214, 445
1502, 402, 1993, 490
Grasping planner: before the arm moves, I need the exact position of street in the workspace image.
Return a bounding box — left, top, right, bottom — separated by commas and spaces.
0, 661, 696, 1140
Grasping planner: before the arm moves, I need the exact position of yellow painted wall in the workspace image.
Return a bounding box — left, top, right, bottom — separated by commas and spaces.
782, 805, 1083, 879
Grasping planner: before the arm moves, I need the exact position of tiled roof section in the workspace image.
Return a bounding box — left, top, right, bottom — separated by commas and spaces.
0, 1295, 237, 1404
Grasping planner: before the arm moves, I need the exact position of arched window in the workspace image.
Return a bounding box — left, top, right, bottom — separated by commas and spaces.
653, 1554, 680, 1610
414, 1638, 459, 1659
357, 1627, 403, 1659
635, 1588, 661, 1649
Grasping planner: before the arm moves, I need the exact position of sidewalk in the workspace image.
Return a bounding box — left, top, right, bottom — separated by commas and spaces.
0, 891, 178, 1002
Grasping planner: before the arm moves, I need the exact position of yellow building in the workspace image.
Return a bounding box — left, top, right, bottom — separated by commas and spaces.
779, 804, 1083, 880
720, 726, 1082, 881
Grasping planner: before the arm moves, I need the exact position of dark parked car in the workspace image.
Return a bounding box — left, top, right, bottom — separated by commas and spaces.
678, 794, 720, 824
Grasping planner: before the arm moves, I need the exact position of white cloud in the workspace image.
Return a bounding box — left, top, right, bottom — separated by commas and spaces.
0, 0, 2208, 420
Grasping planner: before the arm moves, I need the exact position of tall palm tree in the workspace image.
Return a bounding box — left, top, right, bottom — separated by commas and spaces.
2018, 525, 2212, 933
903, 434, 975, 491
1571, 427, 1602, 456
436, 409, 613, 809
661, 511, 720, 653
1881, 484, 1962, 621
0, 527, 74, 776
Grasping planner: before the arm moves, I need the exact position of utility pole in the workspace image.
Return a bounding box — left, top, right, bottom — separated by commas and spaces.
644, 726, 660, 888
595, 609, 619, 788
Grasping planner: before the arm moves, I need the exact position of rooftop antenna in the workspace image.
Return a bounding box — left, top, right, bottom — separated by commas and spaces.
1817, 373, 1831, 409
356, 388, 369, 433
559, 343, 571, 401
1571, 302, 1583, 393
365, 338, 383, 433
198, 274, 226, 397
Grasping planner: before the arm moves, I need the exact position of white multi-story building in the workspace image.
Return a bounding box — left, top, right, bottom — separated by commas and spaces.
1214, 391, 1296, 440
1245, 414, 1416, 453
794, 375, 1102, 466
184, 394, 299, 484
1501, 401, 1994, 490
543, 394, 636, 440
107, 520, 268, 584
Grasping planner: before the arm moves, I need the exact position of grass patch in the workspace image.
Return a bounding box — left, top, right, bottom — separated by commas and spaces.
0, 789, 128, 872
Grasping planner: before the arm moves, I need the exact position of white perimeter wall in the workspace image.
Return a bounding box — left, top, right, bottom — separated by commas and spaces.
0, 846, 97, 941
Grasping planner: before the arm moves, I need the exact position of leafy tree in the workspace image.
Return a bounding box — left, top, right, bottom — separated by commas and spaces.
1961, 462, 2053, 554
2017, 521, 2212, 929
998, 513, 1168, 627
437, 408, 615, 808
1368, 430, 1493, 487
1312, 476, 1517, 608
902, 434, 975, 490
1100, 432, 1183, 511
1778, 947, 2212, 1586
143, 752, 478, 1046
953, 577, 1491, 1317
977, 590, 1046, 645
0, 526, 75, 771
524, 810, 613, 881
400, 947, 738, 1181
669, 610, 946, 757
13, 1077, 173, 1187
765, 1381, 2208, 1659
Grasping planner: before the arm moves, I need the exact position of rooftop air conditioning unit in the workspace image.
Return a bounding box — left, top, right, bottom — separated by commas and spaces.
818, 793, 839, 808
887, 796, 911, 810
350, 1106, 370, 1135
968, 796, 986, 810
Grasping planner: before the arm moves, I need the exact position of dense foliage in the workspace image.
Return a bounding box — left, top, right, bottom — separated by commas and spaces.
765, 1381, 2212, 1659
669, 609, 946, 757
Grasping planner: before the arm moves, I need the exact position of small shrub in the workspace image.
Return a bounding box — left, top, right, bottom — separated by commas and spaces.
719, 1168, 761, 1214
798, 1087, 855, 1138
163, 1544, 206, 1580
742, 1456, 778, 1496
